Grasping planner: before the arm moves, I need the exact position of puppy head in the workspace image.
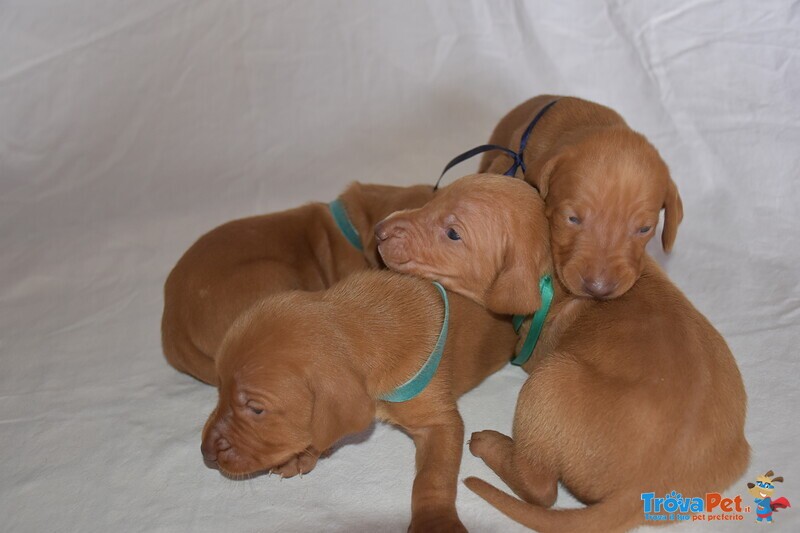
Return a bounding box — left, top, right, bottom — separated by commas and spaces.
339, 182, 436, 267
375, 174, 551, 315
201, 295, 373, 477
529, 129, 683, 299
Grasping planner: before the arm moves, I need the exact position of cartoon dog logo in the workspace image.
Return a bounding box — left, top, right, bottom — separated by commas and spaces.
747, 470, 791, 523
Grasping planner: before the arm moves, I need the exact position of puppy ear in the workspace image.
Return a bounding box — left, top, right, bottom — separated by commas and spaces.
337, 182, 381, 266
309, 369, 374, 452
747, 483, 755, 489
526, 149, 570, 198
484, 255, 540, 315
661, 177, 683, 252
772, 476, 784, 483
484, 226, 550, 315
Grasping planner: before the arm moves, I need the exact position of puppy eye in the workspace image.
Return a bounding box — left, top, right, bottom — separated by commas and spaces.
638, 225, 652, 234
446, 228, 461, 241
568, 216, 581, 225
245, 402, 265, 415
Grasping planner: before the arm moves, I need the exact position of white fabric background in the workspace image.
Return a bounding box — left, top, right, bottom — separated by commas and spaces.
1, 1, 798, 531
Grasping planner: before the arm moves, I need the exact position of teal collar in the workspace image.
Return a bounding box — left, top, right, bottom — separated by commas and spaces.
510, 275, 554, 366
379, 281, 450, 403
329, 198, 363, 251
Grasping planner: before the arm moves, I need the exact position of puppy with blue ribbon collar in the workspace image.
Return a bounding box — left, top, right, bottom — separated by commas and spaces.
376, 174, 746, 533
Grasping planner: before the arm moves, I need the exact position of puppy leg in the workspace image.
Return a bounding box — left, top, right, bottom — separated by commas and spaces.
406, 411, 467, 533
469, 429, 558, 507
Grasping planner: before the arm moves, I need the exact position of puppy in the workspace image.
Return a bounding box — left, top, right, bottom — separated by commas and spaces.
479, 95, 683, 299
376, 175, 748, 532
162, 182, 433, 385
200, 270, 518, 532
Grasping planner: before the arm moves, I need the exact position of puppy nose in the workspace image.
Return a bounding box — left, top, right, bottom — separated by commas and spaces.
583, 277, 616, 298
374, 220, 390, 242
201, 433, 230, 463
201, 438, 217, 462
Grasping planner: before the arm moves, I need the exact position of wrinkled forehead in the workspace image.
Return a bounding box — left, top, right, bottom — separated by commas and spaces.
437, 176, 535, 218
555, 147, 666, 211
217, 330, 309, 392
218, 355, 309, 404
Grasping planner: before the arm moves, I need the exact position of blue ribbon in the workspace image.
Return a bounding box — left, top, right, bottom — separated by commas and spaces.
379, 281, 449, 402
434, 98, 560, 190
517, 99, 559, 162
328, 198, 363, 251
434, 144, 524, 191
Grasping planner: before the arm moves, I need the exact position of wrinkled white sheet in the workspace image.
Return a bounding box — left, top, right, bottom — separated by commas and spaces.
2, 1, 799, 531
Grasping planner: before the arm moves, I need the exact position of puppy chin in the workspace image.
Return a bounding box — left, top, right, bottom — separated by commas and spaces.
377, 243, 412, 270
215, 454, 264, 478
217, 447, 297, 477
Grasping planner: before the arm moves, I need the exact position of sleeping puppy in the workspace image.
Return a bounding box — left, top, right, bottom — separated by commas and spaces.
376, 175, 748, 532
479, 95, 683, 299
200, 270, 518, 532
161, 182, 433, 385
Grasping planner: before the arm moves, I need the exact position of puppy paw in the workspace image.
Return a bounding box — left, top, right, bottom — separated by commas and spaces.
468, 429, 509, 459
272, 451, 319, 478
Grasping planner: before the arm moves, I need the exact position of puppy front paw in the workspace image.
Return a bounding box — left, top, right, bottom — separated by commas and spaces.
272, 450, 319, 478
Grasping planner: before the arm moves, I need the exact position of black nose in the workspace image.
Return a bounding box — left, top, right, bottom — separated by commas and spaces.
582, 277, 616, 298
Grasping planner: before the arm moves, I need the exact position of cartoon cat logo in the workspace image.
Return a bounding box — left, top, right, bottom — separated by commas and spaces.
747, 470, 791, 523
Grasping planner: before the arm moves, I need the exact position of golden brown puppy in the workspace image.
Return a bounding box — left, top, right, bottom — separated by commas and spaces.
200, 270, 518, 532
377, 175, 748, 532
162, 182, 433, 385
479, 95, 683, 299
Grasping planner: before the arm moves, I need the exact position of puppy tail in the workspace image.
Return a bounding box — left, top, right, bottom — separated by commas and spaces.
464, 477, 643, 533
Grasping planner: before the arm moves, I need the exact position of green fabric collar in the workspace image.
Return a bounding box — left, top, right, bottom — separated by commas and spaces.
379, 281, 450, 403
510, 275, 554, 366
328, 198, 363, 251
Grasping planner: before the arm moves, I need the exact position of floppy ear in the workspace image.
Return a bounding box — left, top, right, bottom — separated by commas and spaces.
765, 470, 775, 477
484, 256, 539, 315
772, 476, 784, 483
337, 182, 381, 267
747, 483, 755, 489
309, 368, 375, 452
525, 152, 563, 199
661, 177, 683, 252
484, 229, 550, 315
